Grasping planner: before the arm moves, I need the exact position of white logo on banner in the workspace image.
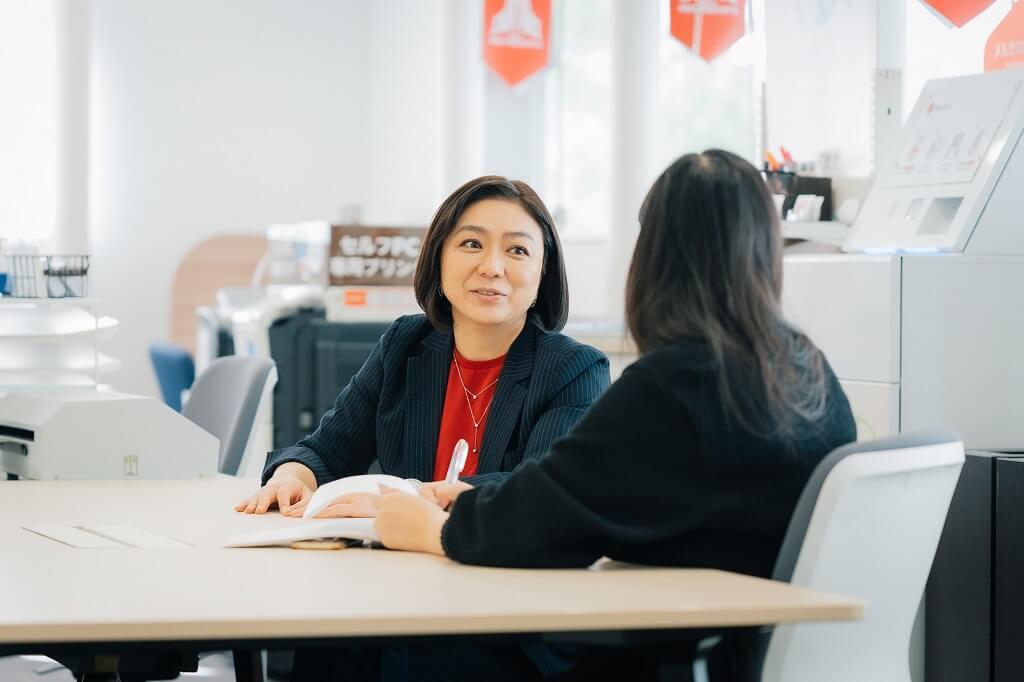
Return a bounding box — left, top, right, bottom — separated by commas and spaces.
676, 0, 741, 16
488, 0, 544, 50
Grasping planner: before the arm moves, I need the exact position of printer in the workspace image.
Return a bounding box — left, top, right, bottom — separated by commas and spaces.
0, 388, 218, 479
783, 68, 1024, 451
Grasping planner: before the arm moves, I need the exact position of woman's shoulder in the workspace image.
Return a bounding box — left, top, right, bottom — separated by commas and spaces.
630, 342, 716, 376
533, 322, 609, 368
377, 314, 444, 358
387, 313, 433, 337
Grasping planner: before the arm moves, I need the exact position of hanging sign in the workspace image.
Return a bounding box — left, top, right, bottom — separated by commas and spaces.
328, 225, 423, 286
670, 0, 747, 63
483, 0, 551, 86
986, 2, 1024, 71
919, 0, 995, 28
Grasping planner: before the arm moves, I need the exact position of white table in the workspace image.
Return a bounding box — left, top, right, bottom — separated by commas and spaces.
0, 477, 862, 680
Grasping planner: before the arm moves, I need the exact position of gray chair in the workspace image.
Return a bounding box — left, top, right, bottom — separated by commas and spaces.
696, 431, 965, 682
183, 355, 277, 476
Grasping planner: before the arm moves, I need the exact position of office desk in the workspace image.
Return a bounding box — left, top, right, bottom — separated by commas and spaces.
0, 478, 862, 680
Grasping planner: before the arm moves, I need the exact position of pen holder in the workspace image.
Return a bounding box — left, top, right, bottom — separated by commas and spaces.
762, 172, 833, 221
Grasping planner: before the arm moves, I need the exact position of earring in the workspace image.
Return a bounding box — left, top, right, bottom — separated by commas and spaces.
530, 298, 537, 308
438, 286, 445, 299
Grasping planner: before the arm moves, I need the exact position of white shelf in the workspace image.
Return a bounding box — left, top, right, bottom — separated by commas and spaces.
0, 352, 120, 373
0, 297, 118, 388
0, 297, 96, 307
0, 316, 117, 341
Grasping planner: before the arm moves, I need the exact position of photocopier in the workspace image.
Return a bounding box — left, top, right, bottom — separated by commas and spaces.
783, 68, 1024, 451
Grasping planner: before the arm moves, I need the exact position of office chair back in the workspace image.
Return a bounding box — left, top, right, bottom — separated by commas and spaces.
182, 355, 277, 476
759, 431, 964, 682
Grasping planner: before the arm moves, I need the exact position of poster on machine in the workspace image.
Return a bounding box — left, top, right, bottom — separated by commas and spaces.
887, 74, 1023, 187
328, 225, 424, 287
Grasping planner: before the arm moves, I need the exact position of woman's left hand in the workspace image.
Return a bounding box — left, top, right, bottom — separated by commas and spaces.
374, 485, 448, 555
417, 480, 474, 511
309, 492, 379, 519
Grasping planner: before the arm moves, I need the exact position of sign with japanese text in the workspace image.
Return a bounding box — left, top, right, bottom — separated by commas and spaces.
328, 225, 423, 286
483, 0, 551, 86
670, 0, 746, 63
919, 0, 995, 28
986, 2, 1024, 71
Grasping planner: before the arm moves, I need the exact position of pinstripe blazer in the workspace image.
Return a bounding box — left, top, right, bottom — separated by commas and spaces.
262, 313, 610, 486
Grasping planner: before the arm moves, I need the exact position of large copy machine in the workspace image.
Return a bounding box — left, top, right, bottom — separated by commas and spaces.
783, 68, 1024, 450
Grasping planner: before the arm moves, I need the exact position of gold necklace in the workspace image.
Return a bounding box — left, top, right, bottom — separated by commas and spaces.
452, 353, 502, 399
453, 353, 500, 453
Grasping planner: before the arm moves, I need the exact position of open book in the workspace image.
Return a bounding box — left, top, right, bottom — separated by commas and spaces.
225, 474, 419, 548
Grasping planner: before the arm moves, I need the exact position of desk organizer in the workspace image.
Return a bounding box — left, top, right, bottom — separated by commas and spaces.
3, 254, 90, 298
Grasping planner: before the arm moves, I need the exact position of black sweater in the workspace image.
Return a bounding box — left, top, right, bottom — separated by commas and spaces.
442, 342, 856, 578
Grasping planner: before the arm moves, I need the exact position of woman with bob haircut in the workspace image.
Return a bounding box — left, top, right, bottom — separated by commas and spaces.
373, 150, 857, 680
237, 175, 609, 681
237, 174, 608, 513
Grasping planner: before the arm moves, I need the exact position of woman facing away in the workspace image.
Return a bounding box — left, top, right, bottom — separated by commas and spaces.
236, 175, 610, 680
374, 150, 858, 681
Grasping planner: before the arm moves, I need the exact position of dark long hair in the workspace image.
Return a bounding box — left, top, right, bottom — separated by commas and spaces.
625, 149, 827, 439
414, 175, 569, 331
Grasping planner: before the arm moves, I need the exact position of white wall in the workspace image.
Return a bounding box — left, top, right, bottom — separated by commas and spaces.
89, 0, 445, 396
361, 1, 446, 225
0, 0, 57, 243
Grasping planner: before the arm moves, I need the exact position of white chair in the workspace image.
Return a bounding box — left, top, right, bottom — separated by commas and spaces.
182, 355, 277, 476
755, 431, 965, 682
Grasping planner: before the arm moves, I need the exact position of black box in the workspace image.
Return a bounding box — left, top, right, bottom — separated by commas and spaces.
762, 171, 833, 221
926, 450, 1024, 682
267, 309, 390, 449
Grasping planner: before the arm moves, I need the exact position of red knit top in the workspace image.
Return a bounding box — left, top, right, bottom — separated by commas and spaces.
432, 349, 506, 482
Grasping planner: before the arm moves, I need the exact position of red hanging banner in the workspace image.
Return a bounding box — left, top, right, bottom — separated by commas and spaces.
670, 0, 747, 63
986, 2, 1024, 71
919, 0, 995, 28
483, 0, 551, 87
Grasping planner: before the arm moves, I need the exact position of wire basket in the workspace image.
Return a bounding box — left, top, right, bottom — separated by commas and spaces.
3, 254, 90, 298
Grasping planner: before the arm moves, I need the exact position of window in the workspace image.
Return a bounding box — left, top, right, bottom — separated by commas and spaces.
542, 0, 765, 239
656, 0, 764, 171
543, 0, 613, 239
0, 1, 56, 244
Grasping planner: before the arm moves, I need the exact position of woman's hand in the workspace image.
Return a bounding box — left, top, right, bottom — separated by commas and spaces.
235, 477, 313, 515
417, 480, 474, 511
374, 486, 448, 555
310, 492, 379, 519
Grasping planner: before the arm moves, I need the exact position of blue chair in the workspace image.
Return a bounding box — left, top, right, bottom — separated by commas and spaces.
148, 342, 195, 412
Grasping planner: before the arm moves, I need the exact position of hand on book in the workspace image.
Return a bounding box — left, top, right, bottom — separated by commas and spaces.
417, 481, 474, 511
235, 477, 314, 516
307, 492, 379, 519
374, 486, 448, 556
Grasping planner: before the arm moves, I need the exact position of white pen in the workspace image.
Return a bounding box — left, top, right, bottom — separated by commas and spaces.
444, 438, 469, 485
